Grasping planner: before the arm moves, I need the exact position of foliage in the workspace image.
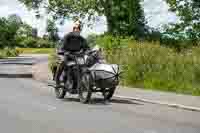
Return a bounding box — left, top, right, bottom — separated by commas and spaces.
18, 37, 56, 48
0, 14, 22, 58
16, 23, 33, 37
103, 0, 147, 38
161, 32, 191, 52
96, 34, 132, 49
18, 0, 146, 38
86, 34, 98, 47
37, 38, 55, 48
19, 36, 37, 48
0, 14, 40, 49
0, 48, 20, 58
145, 27, 162, 42
46, 19, 59, 42
165, 0, 200, 44
32, 28, 38, 38
7, 14, 23, 28
0, 14, 22, 48
97, 35, 200, 96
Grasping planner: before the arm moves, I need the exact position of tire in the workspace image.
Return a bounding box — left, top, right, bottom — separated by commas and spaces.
52, 65, 57, 81
55, 87, 66, 99
54, 62, 66, 99
103, 87, 116, 101
79, 72, 92, 104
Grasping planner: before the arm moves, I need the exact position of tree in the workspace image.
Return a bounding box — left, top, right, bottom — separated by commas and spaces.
0, 15, 23, 48
32, 28, 38, 38
46, 19, 59, 42
18, 0, 146, 38
7, 14, 23, 34
0, 17, 8, 48
165, 0, 200, 45
8, 14, 22, 24
17, 23, 33, 37
86, 34, 98, 47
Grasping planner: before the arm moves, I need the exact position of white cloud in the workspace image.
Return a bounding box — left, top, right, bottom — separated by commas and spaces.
142, 0, 178, 29
0, 0, 178, 37
0, 0, 47, 36
56, 20, 74, 38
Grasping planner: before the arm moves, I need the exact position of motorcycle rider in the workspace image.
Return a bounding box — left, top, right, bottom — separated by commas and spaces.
55, 21, 90, 88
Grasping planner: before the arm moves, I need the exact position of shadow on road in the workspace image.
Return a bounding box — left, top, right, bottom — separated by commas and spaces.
62, 97, 143, 106
111, 98, 143, 105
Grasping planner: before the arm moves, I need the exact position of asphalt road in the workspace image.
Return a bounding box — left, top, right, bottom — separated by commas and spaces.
0, 78, 200, 133
0, 54, 48, 65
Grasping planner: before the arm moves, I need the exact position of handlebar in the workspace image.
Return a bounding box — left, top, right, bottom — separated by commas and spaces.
58, 48, 100, 62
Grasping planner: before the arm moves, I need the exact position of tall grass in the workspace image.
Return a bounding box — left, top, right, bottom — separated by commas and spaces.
0, 48, 19, 59
97, 36, 200, 96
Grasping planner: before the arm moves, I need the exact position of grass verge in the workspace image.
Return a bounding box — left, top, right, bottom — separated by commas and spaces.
16, 48, 55, 54
0, 48, 19, 59
103, 43, 200, 96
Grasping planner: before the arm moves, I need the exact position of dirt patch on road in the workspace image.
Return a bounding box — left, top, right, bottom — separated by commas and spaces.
32, 62, 53, 82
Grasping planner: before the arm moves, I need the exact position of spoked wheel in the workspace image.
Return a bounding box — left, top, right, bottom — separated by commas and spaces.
102, 87, 116, 101
55, 85, 66, 99
79, 72, 92, 104
54, 62, 66, 99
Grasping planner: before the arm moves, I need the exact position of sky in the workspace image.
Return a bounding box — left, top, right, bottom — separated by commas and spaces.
0, 0, 178, 37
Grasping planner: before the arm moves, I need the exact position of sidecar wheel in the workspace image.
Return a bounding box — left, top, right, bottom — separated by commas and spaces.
103, 87, 116, 101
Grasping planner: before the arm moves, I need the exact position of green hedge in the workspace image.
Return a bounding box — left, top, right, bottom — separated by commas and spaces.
0, 48, 20, 58
97, 35, 200, 96
17, 37, 56, 48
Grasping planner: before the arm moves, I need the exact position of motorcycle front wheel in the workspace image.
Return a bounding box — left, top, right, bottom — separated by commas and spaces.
79, 72, 92, 104
55, 86, 66, 99
54, 62, 66, 99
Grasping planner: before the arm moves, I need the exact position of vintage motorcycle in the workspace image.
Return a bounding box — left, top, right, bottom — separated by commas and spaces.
52, 46, 120, 103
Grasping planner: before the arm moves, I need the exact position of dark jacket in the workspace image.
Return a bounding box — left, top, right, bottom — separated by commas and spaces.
61, 32, 90, 52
